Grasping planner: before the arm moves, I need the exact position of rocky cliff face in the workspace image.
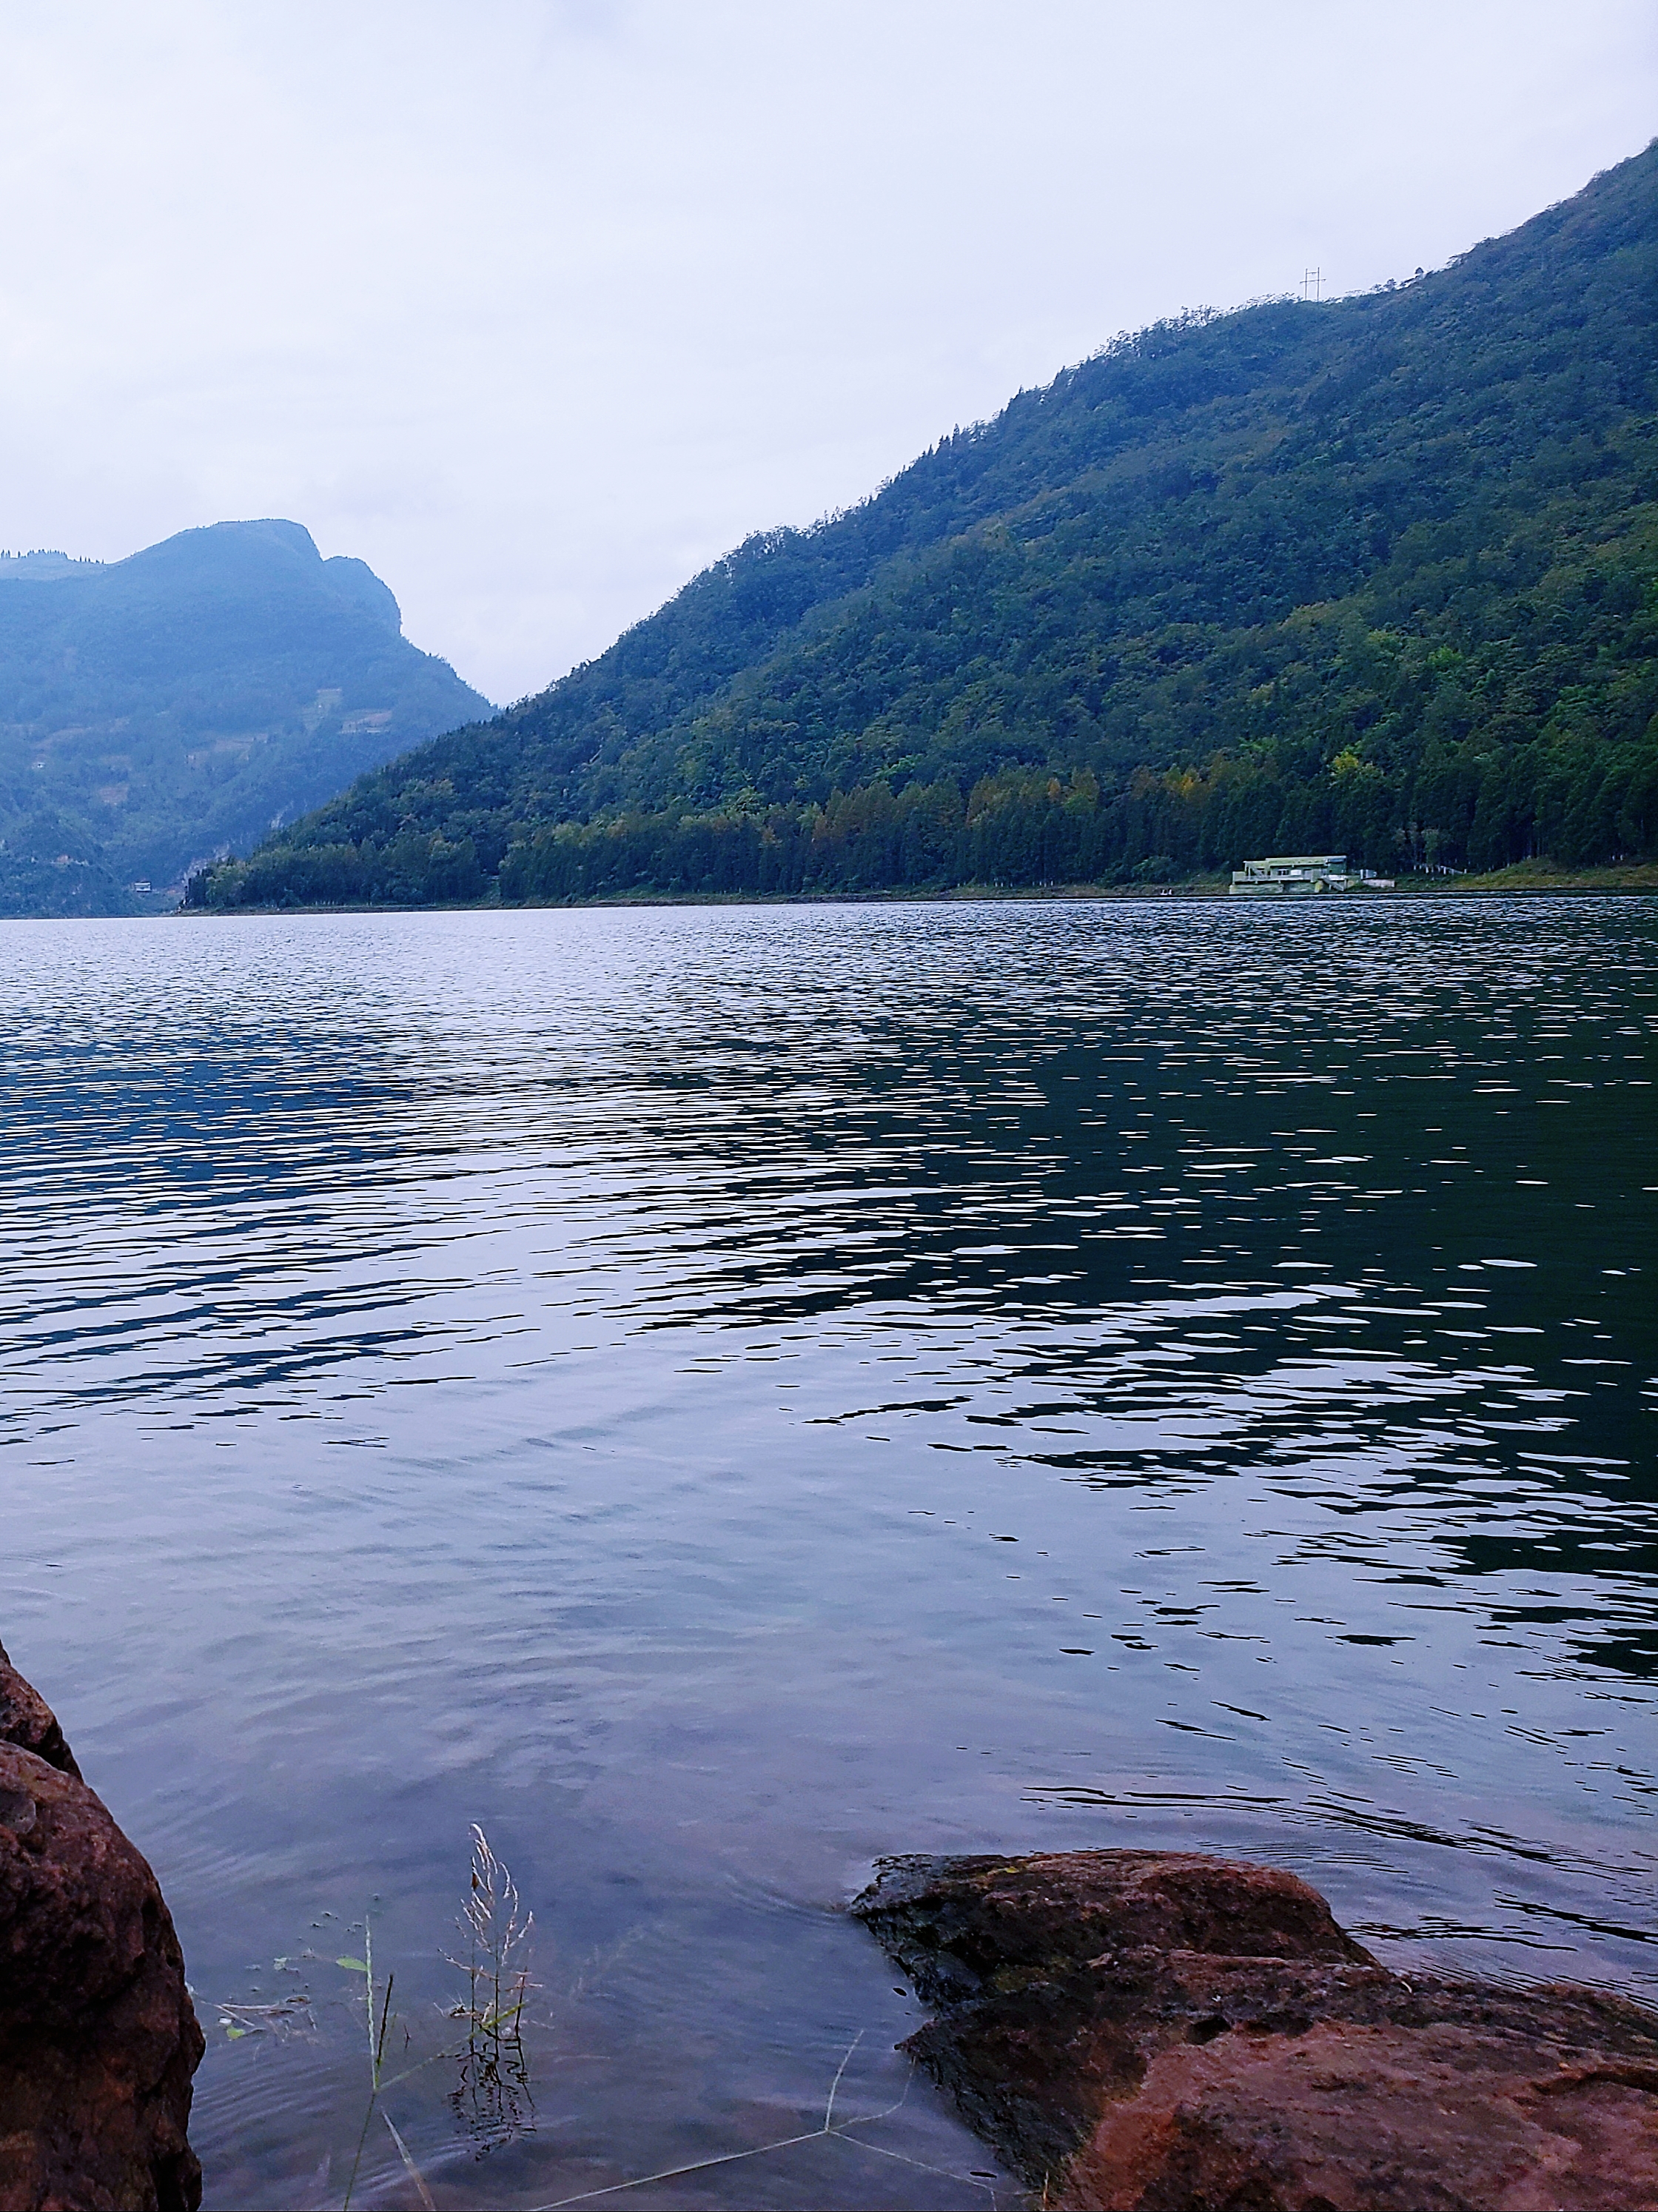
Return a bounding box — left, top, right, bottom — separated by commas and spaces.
0, 1643, 202, 2212
854, 1849, 1658, 2212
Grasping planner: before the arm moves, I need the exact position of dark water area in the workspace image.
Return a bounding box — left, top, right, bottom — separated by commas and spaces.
1, 897, 1654, 2209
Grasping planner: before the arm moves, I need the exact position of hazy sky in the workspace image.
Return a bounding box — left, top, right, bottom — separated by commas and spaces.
1, 1, 1653, 706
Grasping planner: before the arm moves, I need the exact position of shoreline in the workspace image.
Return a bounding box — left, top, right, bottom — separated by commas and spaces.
170, 863, 1658, 917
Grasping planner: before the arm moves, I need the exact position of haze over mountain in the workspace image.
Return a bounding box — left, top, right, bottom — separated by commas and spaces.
198, 143, 1657, 913
0, 519, 490, 915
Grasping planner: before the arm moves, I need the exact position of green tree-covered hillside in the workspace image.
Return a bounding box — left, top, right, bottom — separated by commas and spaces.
195, 144, 1657, 912
0, 520, 490, 914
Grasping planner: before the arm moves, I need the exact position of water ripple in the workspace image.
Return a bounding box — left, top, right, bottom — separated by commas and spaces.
0, 897, 1653, 2207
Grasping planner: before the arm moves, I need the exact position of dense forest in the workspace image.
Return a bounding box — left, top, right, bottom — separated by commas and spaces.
194, 144, 1657, 912
0, 520, 489, 914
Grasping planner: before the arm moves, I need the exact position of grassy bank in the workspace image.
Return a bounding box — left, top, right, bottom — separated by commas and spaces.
1423, 859, 1658, 893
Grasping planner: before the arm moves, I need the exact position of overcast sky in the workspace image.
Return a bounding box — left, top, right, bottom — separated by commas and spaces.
1, 1, 1653, 706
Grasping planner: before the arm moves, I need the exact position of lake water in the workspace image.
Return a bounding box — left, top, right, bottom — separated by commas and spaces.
1, 897, 1654, 2210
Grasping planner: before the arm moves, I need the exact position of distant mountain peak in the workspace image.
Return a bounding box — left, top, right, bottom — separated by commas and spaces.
0, 517, 489, 914
321, 554, 401, 634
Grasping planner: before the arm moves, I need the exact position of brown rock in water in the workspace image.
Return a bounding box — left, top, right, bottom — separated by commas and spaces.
853, 1850, 1658, 2211
0, 1646, 203, 2212
0, 1643, 81, 1783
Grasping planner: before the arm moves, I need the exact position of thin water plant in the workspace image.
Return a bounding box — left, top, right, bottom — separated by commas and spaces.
291, 1829, 990, 2211
383, 2111, 437, 2212
338, 1920, 398, 2212
318, 1825, 534, 2209
445, 1822, 537, 2153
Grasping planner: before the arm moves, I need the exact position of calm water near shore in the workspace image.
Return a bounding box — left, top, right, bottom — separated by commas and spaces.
2, 898, 1654, 2208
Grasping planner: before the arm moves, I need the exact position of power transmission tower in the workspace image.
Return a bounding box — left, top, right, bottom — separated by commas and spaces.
1300, 267, 1324, 302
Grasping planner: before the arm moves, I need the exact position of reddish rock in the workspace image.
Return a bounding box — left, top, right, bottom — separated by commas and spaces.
853, 1850, 1658, 2211
0, 1644, 81, 1782
0, 1648, 202, 2212
1068, 2020, 1658, 2212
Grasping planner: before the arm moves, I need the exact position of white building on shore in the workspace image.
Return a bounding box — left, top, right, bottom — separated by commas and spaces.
1229, 854, 1394, 896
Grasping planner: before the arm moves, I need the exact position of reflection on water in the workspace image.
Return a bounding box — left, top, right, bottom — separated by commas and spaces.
1, 897, 1654, 2208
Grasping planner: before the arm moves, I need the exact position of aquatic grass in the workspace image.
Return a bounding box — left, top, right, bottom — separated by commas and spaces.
223, 1826, 998, 2210
445, 1823, 536, 2154
328, 1825, 536, 2207
338, 1920, 398, 2212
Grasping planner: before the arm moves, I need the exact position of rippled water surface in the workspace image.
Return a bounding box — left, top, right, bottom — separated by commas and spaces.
3, 899, 1655, 2208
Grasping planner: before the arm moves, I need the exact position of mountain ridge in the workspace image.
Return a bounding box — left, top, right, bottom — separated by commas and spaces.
0, 520, 491, 914
195, 142, 1657, 911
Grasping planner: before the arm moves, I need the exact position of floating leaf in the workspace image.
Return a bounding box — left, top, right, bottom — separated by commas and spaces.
337, 1955, 369, 1972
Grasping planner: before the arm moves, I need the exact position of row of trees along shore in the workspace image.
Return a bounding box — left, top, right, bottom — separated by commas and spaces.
193, 709, 1658, 909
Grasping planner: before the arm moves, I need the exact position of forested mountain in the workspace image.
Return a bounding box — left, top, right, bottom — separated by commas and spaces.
195, 145, 1657, 913
0, 520, 489, 914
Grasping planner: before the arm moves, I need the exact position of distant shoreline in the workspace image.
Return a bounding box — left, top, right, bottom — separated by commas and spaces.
172, 860, 1658, 917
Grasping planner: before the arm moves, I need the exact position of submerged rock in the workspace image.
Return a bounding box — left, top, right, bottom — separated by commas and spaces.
0, 1643, 203, 2212
853, 1849, 1658, 2211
